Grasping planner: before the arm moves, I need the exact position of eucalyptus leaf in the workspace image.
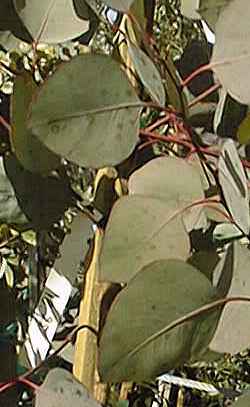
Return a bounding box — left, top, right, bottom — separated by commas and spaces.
127, 42, 165, 105
218, 139, 250, 234
35, 368, 102, 407
54, 214, 93, 284
28, 54, 141, 168
101, 0, 134, 12
212, 0, 250, 104
237, 111, 250, 145
198, 0, 231, 31
99, 259, 218, 382
180, 0, 200, 19
14, 0, 90, 43
231, 392, 250, 407
100, 195, 190, 283
209, 243, 250, 354
11, 74, 61, 174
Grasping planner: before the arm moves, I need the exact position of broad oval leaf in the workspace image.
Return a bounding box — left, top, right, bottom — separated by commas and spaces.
35, 368, 102, 407
218, 139, 250, 234
100, 195, 190, 283
129, 156, 206, 232
129, 156, 204, 205
15, 0, 90, 43
212, 0, 250, 104
11, 74, 61, 174
209, 243, 250, 354
99, 259, 218, 382
127, 42, 165, 105
28, 54, 141, 168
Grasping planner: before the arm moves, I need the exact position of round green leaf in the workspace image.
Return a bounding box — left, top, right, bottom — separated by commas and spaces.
100, 195, 190, 283
99, 259, 218, 382
29, 54, 141, 168
11, 74, 61, 174
127, 42, 165, 105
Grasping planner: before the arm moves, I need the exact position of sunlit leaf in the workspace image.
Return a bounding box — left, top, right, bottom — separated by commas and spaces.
101, 0, 134, 12
180, 0, 200, 19
99, 259, 218, 382
28, 54, 141, 168
100, 195, 190, 283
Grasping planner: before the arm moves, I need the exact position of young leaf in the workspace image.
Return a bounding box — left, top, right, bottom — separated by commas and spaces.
100, 195, 190, 283
35, 368, 102, 407
209, 243, 250, 354
218, 139, 250, 234
28, 54, 141, 168
212, 0, 250, 104
127, 42, 165, 105
99, 259, 218, 382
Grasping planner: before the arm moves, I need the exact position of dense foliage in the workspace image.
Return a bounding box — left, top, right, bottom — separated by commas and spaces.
0, 1, 250, 406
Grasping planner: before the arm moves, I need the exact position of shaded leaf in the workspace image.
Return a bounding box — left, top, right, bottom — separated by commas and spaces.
188, 251, 220, 281
11, 74, 61, 174
0, 0, 32, 43
54, 215, 93, 284
209, 243, 250, 354
237, 112, 250, 145
35, 368, 101, 407
218, 139, 250, 234
165, 56, 188, 114
4, 153, 75, 230
100, 195, 190, 283
29, 54, 141, 168
127, 42, 165, 105
99, 259, 218, 382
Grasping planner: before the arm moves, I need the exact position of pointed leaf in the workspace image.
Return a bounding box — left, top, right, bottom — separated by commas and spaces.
29, 54, 141, 168
127, 42, 165, 105
218, 139, 250, 234
100, 195, 190, 283
99, 259, 218, 382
